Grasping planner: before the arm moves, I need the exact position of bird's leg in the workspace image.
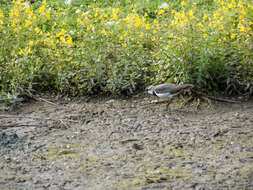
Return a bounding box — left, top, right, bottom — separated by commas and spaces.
165, 100, 172, 111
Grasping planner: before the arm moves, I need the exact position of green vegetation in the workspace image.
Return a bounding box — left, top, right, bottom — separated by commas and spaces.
0, 0, 252, 103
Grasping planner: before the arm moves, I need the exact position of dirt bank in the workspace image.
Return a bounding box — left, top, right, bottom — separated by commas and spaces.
0, 95, 253, 190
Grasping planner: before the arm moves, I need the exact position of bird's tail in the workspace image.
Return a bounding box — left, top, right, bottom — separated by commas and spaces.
178, 84, 194, 90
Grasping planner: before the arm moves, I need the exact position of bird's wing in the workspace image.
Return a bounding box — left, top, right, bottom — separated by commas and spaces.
154, 83, 181, 94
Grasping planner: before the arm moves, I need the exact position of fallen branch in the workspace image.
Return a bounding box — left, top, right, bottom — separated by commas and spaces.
37, 97, 58, 106
191, 90, 241, 104
21, 90, 59, 106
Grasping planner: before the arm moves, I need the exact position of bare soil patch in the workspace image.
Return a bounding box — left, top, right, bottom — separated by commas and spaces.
0, 95, 253, 190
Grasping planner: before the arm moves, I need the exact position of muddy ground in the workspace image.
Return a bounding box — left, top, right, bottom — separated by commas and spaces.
0, 95, 253, 190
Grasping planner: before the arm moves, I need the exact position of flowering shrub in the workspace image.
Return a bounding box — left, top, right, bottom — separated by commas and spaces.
155, 0, 253, 91
0, 0, 252, 99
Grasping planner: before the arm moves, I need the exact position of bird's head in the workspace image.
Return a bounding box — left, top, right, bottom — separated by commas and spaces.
146, 85, 155, 95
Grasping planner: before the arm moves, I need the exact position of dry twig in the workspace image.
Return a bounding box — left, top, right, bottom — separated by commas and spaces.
191, 89, 241, 104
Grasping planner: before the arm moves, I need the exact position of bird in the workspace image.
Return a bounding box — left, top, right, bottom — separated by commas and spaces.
146, 83, 194, 110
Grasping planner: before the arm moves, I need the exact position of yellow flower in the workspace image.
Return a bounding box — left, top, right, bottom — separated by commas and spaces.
134, 16, 141, 27
112, 13, 117, 20
152, 37, 156, 41
203, 33, 207, 39
228, 3, 233, 9
238, 0, 243, 8
238, 24, 245, 32
223, 37, 227, 41
66, 35, 73, 46
77, 18, 82, 25
197, 23, 203, 28
153, 29, 157, 34
124, 32, 128, 37
23, 20, 32, 28
170, 22, 175, 27
46, 10, 50, 20
0, 11, 3, 19
168, 34, 174, 38
240, 9, 246, 15
213, 12, 218, 19
145, 24, 150, 30
230, 33, 235, 39
19, 49, 24, 55
171, 10, 175, 15
119, 36, 123, 41
25, 7, 31, 14
181, 11, 187, 20
56, 29, 66, 37
112, 8, 120, 14
60, 36, 65, 43
34, 27, 39, 33
158, 10, 164, 15
28, 48, 32, 54
181, 1, 186, 6
188, 10, 195, 20
39, 5, 46, 14
87, 25, 91, 31
222, 6, 227, 11
50, 40, 54, 46
29, 41, 34, 46
101, 29, 106, 35
125, 15, 131, 24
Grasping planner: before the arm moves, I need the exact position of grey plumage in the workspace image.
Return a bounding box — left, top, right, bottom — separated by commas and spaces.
146, 83, 193, 110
